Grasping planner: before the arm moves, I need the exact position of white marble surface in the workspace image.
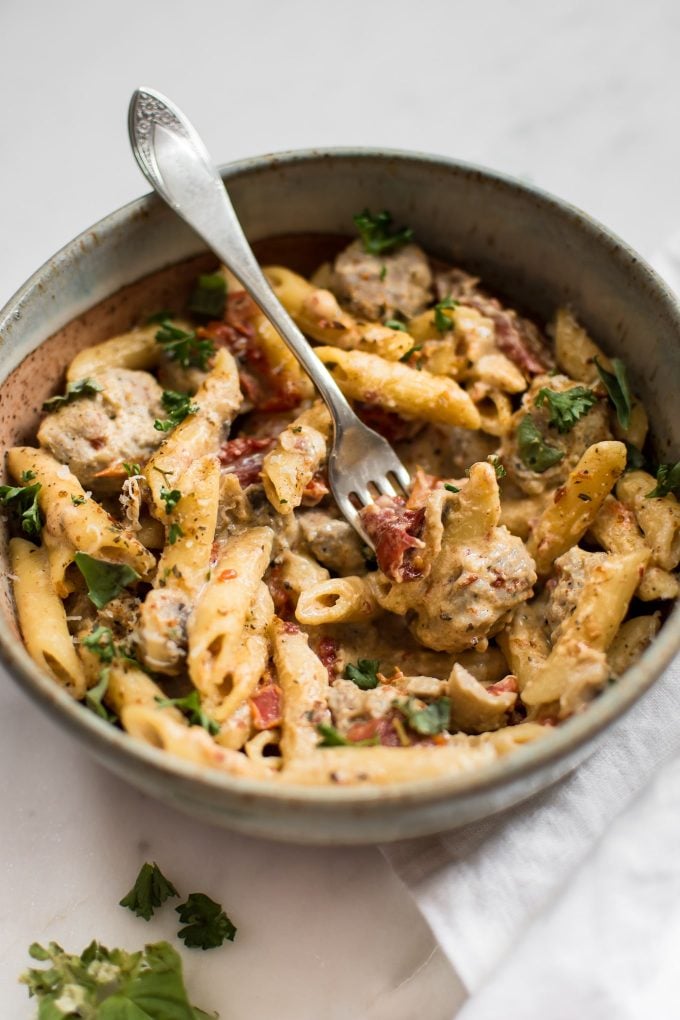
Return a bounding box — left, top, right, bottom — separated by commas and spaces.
1, 0, 678, 1015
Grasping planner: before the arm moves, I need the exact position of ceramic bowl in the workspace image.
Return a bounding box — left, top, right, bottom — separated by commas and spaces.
1, 149, 679, 844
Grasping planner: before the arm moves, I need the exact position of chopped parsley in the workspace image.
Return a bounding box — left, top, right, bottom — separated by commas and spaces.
155, 320, 215, 370
595, 357, 632, 431
20, 470, 35, 482
82, 625, 117, 663
176, 893, 237, 950
396, 697, 451, 736
160, 487, 182, 514
71, 494, 87, 506
353, 208, 414, 255
345, 658, 380, 690
646, 462, 680, 498
444, 482, 460, 493
156, 690, 220, 735
42, 377, 102, 412
188, 272, 227, 319
380, 265, 387, 281
385, 318, 408, 332
74, 552, 140, 609
168, 522, 184, 545
154, 390, 199, 432
487, 454, 507, 479
123, 461, 142, 477
625, 443, 647, 472
534, 385, 597, 433
0, 481, 42, 537
317, 723, 379, 747
84, 669, 114, 721
20, 939, 213, 1017
516, 414, 565, 473
399, 344, 424, 363
433, 296, 458, 333
119, 861, 179, 921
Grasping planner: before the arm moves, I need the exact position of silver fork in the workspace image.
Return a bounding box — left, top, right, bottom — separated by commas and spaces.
128, 87, 410, 546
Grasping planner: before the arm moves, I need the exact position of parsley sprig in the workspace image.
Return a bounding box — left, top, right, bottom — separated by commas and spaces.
155, 320, 215, 370
317, 723, 380, 747
353, 209, 414, 255
155, 390, 199, 433
345, 658, 380, 690
516, 414, 565, 473
42, 377, 102, 412
188, 272, 227, 319
120, 862, 179, 921
0, 481, 42, 537
176, 893, 237, 951
21, 939, 214, 1017
160, 487, 182, 514
433, 296, 458, 333
395, 697, 451, 736
647, 462, 680, 498
156, 690, 220, 735
534, 385, 597, 433
595, 357, 632, 430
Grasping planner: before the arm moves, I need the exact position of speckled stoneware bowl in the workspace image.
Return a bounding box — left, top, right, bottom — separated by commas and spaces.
1, 149, 679, 845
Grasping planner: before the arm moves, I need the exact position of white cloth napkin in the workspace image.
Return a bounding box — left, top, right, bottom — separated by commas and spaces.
381, 248, 680, 1018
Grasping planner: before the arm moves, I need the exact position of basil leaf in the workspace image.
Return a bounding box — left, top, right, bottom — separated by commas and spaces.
74, 552, 140, 609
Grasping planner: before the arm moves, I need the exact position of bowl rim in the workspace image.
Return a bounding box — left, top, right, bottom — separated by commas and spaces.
1, 144, 679, 812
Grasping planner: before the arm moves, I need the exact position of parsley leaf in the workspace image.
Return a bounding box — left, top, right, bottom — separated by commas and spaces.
625, 443, 647, 472
0, 481, 42, 537
84, 669, 115, 721
155, 690, 220, 735
399, 344, 424, 363
396, 697, 451, 736
74, 552, 140, 609
21, 939, 214, 1018
188, 272, 227, 319
82, 625, 117, 663
487, 454, 507, 479
123, 461, 142, 477
433, 296, 458, 333
595, 357, 632, 430
155, 320, 215, 370
345, 658, 380, 690
71, 494, 87, 506
646, 462, 680, 498
168, 522, 184, 545
516, 414, 565, 473
42, 377, 103, 412
353, 209, 414, 255
534, 385, 597, 433
155, 390, 199, 432
160, 487, 182, 514
20, 470, 35, 482
385, 318, 408, 332
120, 862, 179, 921
317, 723, 380, 747
176, 893, 237, 951
444, 482, 460, 493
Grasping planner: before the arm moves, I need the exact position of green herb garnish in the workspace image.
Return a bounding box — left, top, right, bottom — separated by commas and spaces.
146, 308, 175, 324
120, 861, 179, 921
345, 658, 380, 690
176, 893, 237, 951
646, 462, 680, 498
444, 483, 460, 493
487, 454, 507, 479
353, 209, 413, 255
433, 296, 458, 333
317, 723, 380, 747
534, 385, 598, 433
71, 494, 86, 506
20, 939, 213, 1017
595, 357, 632, 431
84, 669, 114, 721
42, 377, 103, 412
123, 462, 141, 477
0, 481, 42, 537
154, 390, 199, 433
399, 344, 424, 363
396, 697, 451, 736
385, 318, 408, 332
160, 487, 182, 514
155, 690, 220, 735
20, 470, 35, 482
155, 320, 215, 370
168, 522, 184, 545
74, 552, 140, 609
516, 414, 565, 473
624, 443, 646, 472
82, 625, 117, 663
188, 272, 227, 319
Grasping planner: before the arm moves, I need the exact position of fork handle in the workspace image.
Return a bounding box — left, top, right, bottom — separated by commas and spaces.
128, 87, 355, 426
